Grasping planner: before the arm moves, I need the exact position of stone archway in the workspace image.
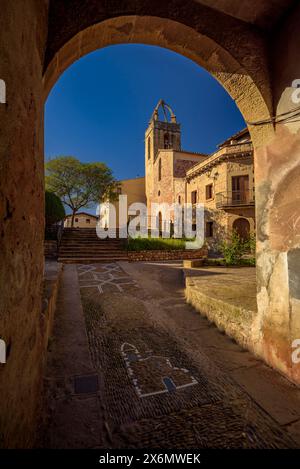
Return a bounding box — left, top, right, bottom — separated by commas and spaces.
3, 1, 300, 448
41, 16, 274, 378
43, 15, 273, 148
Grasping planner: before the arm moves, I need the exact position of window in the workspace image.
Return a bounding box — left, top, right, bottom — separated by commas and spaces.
206, 221, 214, 238
86, 219, 90, 224
232, 175, 249, 203
206, 184, 213, 200
148, 137, 151, 160
191, 190, 197, 204
158, 158, 162, 181
164, 133, 170, 149
158, 190, 161, 196
178, 195, 181, 204
75, 218, 78, 223
158, 212, 163, 234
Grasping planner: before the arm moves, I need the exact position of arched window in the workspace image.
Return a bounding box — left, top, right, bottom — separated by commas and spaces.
158, 212, 163, 235
148, 137, 151, 160
164, 133, 170, 149
158, 158, 162, 181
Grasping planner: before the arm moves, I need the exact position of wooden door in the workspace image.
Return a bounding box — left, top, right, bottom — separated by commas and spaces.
232, 175, 249, 203
233, 218, 250, 240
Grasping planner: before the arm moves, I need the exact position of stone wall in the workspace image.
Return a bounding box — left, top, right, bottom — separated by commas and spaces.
186, 156, 255, 252
251, 1, 300, 383
185, 277, 254, 350
0, 0, 49, 448
42, 263, 63, 355
184, 266, 257, 351
128, 248, 208, 262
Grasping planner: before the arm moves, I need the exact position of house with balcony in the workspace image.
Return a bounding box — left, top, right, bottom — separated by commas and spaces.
186, 128, 255, 252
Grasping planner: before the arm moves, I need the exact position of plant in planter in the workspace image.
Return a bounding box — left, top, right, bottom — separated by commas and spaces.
219, 231, 249, 266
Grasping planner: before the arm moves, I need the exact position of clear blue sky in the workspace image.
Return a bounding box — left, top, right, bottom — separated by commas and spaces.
45, 44, 245, 184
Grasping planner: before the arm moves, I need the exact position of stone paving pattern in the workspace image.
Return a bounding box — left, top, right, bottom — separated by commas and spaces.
73, 262, 299, 448
41, 262, 300, 448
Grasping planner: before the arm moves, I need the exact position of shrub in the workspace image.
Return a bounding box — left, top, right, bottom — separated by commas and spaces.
219, 231, 248, 265
45, 190, 65, 227
239, 257, 256, 267
246, 232, 256, 255
127, 237, 187, 251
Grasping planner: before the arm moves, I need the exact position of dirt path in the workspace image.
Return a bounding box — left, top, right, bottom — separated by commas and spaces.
42, 262, 300, 448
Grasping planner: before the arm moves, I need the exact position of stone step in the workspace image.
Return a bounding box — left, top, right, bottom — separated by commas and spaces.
60, 243, 126, 250
59, 246, 126, 250
59, 249, 127, 256
58, 257, 128, 264
59, 229, 127, 262
62, 229, 115, 232
59, 252, 126, 256
61, 242, 125, 245
61, 236, 124, 240
59, 246, 125, 250
60, 238, 125, 242
58, 251, 128, 256
62, 236, 108, 239
61, 235, 123, 239
62, 230, 121, 233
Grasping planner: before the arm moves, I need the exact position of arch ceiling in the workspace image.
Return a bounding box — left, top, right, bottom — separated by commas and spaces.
44, 1, 278, 145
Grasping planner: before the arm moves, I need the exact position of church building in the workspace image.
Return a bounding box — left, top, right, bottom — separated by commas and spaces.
145, 100, 255, 250
103, 100, 255, 252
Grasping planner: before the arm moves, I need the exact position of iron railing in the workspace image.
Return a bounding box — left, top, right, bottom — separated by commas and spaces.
216, 190, 255, 208
45, 220, 64, 245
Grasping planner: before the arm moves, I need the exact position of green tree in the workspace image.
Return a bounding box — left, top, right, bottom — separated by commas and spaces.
45, 156, 119, 227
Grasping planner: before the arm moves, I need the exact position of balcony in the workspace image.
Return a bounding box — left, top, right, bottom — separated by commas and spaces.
216, 190, 255, 209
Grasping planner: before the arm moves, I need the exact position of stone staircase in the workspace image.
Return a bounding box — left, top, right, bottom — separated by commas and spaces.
58, 228, 128, 263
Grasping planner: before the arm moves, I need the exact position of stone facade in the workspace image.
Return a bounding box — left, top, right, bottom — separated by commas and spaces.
64, 212, 98, 228
101, 177, 146, 229
186, 130, 255, 252
145, 102, 255, 251
145, 100, 207, 230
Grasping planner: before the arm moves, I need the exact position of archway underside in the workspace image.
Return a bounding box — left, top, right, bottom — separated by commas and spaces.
43, 15, 274, 148
42, 13, 300, 384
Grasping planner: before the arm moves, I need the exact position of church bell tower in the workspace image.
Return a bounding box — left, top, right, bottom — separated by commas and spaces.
145, 100, 181, 203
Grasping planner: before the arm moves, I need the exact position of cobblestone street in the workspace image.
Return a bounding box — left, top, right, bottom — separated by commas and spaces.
42, 262, 300, 448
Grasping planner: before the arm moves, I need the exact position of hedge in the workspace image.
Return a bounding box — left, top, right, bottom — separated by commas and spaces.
45, 190, 65, 227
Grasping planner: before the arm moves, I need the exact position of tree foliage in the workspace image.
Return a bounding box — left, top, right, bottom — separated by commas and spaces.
45, 156, 119, 225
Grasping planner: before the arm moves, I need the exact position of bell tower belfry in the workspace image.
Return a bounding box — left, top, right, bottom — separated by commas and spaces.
145, 100, 181, 203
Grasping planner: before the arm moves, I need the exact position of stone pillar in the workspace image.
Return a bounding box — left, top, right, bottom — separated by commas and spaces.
252, 3, 300, 384
0, 1, 49, 447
